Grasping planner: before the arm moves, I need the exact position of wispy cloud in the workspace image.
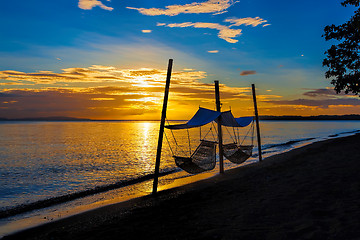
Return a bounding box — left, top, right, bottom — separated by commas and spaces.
224, 17, 268, 27
2, 69, 357, 118
127, 0, 238, 16
141, 30, 152, 33
78, 0, 113, 11
266, 98, 360, 109
265, 88, 360, 109
1, 65, 250, 101
303, 88, 340, 98
240, 70, 256, 76
157, 17, 268, 43
0, 66, 208, 86
207, 50, 219, 53
158, 22, 242, 43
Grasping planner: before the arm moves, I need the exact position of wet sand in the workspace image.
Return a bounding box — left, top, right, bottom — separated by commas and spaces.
3, 133, 360, 239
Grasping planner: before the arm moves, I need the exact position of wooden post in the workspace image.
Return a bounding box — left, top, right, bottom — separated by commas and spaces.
251, 84, 262, 162
215, 81, 224, 174
152, 59, 173, 194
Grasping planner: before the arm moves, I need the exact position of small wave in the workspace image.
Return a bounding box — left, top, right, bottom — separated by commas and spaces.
338, 129, 360, 135
0, 169, 178, 219
262, 137, 316, 150
329, 129, 359, 138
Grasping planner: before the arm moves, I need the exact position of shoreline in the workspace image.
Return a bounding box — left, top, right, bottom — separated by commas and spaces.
3, 133, 360, 239
0, 131, 332, 237
3, 128, 357, 219
0, 169, 178, 219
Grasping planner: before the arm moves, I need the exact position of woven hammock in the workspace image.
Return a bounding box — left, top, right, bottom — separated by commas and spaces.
223, 143, 253, 164
174, 140, 217, 174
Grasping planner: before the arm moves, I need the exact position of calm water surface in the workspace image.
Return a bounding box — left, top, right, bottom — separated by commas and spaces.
1, 120, 360, 220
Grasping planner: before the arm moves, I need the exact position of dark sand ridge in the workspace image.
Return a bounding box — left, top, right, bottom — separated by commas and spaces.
3, 133, 360, 239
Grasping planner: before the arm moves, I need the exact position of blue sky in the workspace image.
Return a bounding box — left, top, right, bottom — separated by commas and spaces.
0, 0, 359, 119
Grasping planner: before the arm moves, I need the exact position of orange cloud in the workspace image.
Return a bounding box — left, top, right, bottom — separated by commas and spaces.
0, 66, 207, 86
0, 83, 252, 120
78, 0, 113, 11
0, 65, 254, 119
157, 17, 267, 43
224, 17, 268, 27
127, 0, 238, 16
158, 22, 242, 43
3, 67, 358, 119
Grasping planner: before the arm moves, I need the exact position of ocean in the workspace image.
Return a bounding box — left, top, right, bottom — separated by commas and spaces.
1, 120, 360, 236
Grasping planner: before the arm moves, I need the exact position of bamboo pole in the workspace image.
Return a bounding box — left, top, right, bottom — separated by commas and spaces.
251, 84, 262, 162
215, 81, 224, 173
152, 59, 173, 194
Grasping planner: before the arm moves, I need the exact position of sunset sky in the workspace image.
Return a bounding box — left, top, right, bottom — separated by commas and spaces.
0, 0, 359, 120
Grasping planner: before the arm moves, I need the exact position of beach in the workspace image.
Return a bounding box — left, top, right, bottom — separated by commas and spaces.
3, 133, 360, 240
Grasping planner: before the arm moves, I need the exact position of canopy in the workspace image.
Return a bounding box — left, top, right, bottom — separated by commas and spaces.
165, 107, 252, 130
217, 110, 253, 128
165, 107, 221, 129
235, 116, 253, 127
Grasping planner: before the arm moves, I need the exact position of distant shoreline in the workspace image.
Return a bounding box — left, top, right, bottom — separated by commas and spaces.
259, 115, 360, 121
1, 115, 360, 121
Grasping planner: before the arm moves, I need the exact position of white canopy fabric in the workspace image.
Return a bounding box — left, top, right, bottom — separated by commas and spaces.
165, 107, 253, 130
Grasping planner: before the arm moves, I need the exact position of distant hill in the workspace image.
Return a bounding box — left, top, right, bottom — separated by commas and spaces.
0, 116, 91, 121
259, 115, 360, 120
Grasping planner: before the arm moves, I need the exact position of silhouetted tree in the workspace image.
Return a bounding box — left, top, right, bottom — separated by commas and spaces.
323, 0, 360, 94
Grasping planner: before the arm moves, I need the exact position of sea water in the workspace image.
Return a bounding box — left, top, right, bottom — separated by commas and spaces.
0, 120, 360, 235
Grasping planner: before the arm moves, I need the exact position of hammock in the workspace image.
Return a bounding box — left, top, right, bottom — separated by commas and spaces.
221, 112, 255, 164
166, 107, 254, 172
174, 140, 217, 174
223, 143, 253, 164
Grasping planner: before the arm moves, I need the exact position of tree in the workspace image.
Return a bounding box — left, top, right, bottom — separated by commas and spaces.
323, 0, 360, 95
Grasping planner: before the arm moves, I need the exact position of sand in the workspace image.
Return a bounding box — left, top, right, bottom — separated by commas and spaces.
3, 133, 360, 240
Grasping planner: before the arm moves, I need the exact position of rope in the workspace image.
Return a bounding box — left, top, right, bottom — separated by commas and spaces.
224, 126, 236, 143
187, 128, 192, 156
210, 121, 218, 142
200, 125, 213, 140
210, 127, 216, 142
166, 118, 180, 149
236, 126, 240, 144
241, 120, 254, 145
165, 118, 188, 156
251, 120, 255, 146
211, 121, 218, 136
200, 125, 201, 141
232, 126, 238, 144
164, 130, 174, 156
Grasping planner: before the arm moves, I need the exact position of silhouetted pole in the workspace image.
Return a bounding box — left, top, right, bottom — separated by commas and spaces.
152, 59, 173, 194
252, 84, 262, 162
215, 81, 224, 173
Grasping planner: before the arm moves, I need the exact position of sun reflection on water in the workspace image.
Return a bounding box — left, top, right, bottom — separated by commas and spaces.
137, 122, 154, 173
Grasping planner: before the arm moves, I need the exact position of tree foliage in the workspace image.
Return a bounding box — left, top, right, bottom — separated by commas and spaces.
323, 0, 360, 95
